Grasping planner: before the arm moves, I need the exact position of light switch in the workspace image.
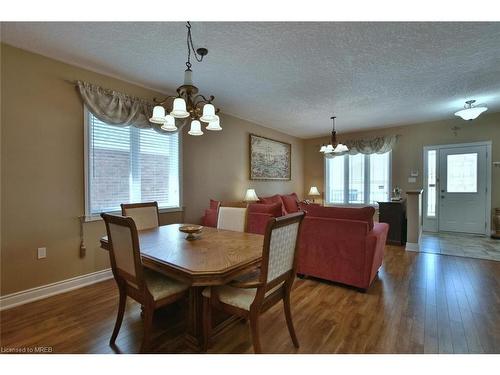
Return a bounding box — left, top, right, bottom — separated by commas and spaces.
37, 247, 47, 259
408, 177, 416, 183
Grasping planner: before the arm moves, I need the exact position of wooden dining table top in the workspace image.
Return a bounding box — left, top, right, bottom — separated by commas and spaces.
100, 223, 264, 286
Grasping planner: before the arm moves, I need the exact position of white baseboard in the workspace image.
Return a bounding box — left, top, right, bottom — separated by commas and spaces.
0, 268, 113, 311
405, 242, 420, 252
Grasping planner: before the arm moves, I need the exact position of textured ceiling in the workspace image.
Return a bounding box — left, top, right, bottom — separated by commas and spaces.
2, 22, 500, 138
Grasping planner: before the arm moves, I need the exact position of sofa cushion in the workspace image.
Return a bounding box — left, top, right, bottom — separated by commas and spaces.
302, 205, 375, 230
260, 194, 283, 206
281, 193, 300, 213
209, 199, 220, 209
248, 202, 283, 218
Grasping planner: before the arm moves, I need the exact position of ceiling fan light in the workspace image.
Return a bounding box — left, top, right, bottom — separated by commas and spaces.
200, 103, 217, 122
170, 98, 190, 118
188, 120, 204, 136
206, 115, 222, 131
161, 115, 177, 131
333, 143, 349, 153
149, 105, 166, 124
454, 106, 488, 121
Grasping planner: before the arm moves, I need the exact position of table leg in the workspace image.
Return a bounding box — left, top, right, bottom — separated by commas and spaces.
185, 286, 204, 351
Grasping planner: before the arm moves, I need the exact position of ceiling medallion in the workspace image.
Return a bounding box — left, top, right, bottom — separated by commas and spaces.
319, 116, 348, 154
454, 100, 488, 121
149, 22, 221, 136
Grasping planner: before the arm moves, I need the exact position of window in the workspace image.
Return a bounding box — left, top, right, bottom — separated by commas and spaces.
85, 110, 180, 217
446, 153, 477, 193
426, 150, 437, 217
325, 151, 391, 205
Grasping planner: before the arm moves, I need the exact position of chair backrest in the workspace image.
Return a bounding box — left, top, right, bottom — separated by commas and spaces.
217, 203, 248, 232
259, 212, 305, 288
121, 202, 160, 231
101, 213, 144, 289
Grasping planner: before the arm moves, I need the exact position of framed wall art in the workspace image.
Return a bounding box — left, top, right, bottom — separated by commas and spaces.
249, 134, 291, 180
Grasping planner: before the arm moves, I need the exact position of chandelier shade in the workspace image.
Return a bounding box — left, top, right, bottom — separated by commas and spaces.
150, 105, 166, 124
188, 120, 203, 136
206, 115, 222, 131
200, 103, 217, 122
454, 100, 488, 121
161, 115, 177, 131
170, 98, 190, 118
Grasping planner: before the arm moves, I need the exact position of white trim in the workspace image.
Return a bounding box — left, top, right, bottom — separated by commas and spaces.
0, 269, 113, 311
422, 141, 492, 236
405, 242, 420, 252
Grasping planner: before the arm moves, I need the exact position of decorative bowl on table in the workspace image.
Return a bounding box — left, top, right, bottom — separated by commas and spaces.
179, 225, 203, 240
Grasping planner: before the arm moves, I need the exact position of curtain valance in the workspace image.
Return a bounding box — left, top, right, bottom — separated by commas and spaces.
325, 135, 399, 158
76, 81, 177, 134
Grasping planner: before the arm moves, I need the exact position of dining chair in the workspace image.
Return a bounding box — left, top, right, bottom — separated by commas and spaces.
101, 213, 189, 353
121, 201, 160, 231
217, 202, 248, 232
202, 211, 305, 353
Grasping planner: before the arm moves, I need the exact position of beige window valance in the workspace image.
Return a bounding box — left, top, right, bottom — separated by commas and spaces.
325, 135, 399, 158
76, 81, 178, 134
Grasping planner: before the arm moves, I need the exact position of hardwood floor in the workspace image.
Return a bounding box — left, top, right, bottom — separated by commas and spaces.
1, 246, 499, 354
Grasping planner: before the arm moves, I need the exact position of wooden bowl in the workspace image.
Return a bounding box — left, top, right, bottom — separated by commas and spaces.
179, 225, 203, 240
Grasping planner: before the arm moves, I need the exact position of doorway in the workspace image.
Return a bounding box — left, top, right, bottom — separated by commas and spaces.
423, 141, 491, 235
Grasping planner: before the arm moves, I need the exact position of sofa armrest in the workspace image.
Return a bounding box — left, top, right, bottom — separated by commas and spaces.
364, 222, 389, 286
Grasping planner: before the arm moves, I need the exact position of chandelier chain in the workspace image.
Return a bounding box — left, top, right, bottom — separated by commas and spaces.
185, 21, 204, 71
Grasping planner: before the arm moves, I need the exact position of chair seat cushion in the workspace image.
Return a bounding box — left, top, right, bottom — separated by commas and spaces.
144, 269, 189, 301
202, 283, 282, 311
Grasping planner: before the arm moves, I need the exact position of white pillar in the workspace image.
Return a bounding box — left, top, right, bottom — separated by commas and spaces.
405, 190, 423, 251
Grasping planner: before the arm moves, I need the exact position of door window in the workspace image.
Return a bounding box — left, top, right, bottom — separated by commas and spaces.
446, 153, 477, 193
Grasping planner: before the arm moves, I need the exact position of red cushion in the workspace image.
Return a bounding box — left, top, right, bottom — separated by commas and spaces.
281, 193, 300, 214
260, 194, 283, 205
302, 205, 375, 230
209, 199, 220, 209
248, 202, 283, 218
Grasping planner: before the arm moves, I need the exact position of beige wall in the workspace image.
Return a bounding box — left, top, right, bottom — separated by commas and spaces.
0, 44, 304, 295
303, 112, 500, 222
182, 115, 304, 223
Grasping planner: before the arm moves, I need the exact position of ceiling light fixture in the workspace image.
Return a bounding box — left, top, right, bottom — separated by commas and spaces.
149, 22, 221, 135
454, 100, 488, 121
319, 116, 348, 154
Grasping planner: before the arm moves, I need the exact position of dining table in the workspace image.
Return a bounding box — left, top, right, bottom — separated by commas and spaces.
100, 223, 264, 351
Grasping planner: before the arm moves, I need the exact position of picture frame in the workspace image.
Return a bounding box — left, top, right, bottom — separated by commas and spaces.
249, 134, 291, 180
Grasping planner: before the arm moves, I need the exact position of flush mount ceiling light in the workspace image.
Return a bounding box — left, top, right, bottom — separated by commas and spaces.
454, 100, 488, 121
149, 22, 221, 136
319, 116, 348, 154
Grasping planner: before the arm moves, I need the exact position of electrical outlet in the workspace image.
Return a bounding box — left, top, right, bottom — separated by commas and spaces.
37, 247, 47, 259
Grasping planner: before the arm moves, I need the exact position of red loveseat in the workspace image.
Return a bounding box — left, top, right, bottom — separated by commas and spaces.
297, 204, 389, 291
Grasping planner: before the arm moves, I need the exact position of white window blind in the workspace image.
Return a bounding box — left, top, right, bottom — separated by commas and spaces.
325, 151, 391, 205
86, 110, 180, 216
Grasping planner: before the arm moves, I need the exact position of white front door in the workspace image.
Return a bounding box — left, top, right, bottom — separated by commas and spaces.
438, 145, 488, 234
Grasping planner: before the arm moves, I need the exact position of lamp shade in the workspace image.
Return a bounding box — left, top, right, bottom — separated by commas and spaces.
319, 145, 327, 153
333, 143, 349, 153
200, 103, 217, 122
324, 144, 335, 153
244, 188, 259, 202
188, 120, 203, 136
161, 114, 177, 131
150, 106, 166, 124
308, 186, 320, 196
206, 115, 222, 131
454, 106, 488, 121
170, 98, 190, 118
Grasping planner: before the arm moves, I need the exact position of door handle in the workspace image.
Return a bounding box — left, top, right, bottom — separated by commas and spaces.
441, 190, 445, 193
441, 195, 445, 199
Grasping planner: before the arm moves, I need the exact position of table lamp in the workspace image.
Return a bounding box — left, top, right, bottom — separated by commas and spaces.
308, 186, 320, 203
244, 188, 259, 202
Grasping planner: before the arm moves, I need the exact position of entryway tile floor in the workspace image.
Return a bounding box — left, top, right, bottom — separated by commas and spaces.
420, 231, 500, 262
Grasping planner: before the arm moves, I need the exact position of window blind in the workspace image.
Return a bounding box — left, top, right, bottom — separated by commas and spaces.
87, 111, 180, 216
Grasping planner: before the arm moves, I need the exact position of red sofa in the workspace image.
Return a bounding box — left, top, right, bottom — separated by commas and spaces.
297, 204, 389, 291
201, 194, 389, 291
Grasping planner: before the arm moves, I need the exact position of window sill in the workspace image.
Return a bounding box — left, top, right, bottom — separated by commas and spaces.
83, 206, 184, 223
